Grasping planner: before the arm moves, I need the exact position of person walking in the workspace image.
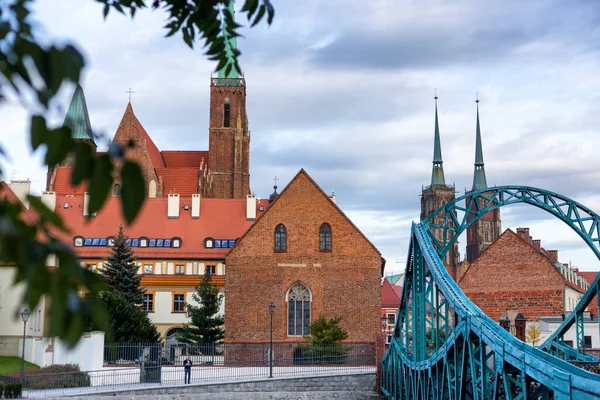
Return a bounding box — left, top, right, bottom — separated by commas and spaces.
183, 356, 192, 384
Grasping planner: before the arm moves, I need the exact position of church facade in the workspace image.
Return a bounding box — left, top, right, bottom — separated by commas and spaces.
224, 170, 384, 347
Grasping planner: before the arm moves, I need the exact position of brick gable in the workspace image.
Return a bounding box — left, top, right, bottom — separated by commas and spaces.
225, 169, 382, 345
459, 229, 568, 321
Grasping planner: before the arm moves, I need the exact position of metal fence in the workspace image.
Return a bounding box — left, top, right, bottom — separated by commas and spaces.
22, 343, 376, 398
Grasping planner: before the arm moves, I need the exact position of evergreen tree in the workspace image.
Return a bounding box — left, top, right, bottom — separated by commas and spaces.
87, 290, 160, 343
103, 225, 144, 305
305, 315, 348, 346
177, 272, 224, 344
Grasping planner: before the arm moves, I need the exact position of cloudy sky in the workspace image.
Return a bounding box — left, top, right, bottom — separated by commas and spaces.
2, 0, 600, 275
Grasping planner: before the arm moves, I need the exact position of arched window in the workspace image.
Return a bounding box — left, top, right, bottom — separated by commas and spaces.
287, 283, 311, 336
224, 102, 231, 128
275, 224, 287, 252
114, 184, 121, 196
319, 223, 332, 251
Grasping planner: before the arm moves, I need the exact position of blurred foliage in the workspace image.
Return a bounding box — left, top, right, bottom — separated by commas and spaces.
0, 0, 274, 347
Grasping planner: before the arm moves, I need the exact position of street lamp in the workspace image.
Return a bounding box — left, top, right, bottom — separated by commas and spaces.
380, 316, 388, 348
20, 308, 31, 388
268, 302, 275, 378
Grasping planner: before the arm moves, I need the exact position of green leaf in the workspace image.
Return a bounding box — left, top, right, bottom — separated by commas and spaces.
27, 195, 69, 233
120, 161, 146, 224
45, 126, 73, 167
87, 154, 113, 215
251, 5, 266, 27
71, 141, 95, 186
30, 115, 47, 150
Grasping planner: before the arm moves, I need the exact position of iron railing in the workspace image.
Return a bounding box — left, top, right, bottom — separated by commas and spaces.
21, 343, 375, 398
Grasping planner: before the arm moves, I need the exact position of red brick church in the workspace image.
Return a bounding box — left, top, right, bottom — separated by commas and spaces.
224, 170, 384, 346
33, 2, 385, 347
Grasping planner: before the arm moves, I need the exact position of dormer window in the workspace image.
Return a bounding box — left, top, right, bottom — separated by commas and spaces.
205, 238, 214, 248
114, 184, 121, 196
74, 236, 83, 247
172, 238, 181, 248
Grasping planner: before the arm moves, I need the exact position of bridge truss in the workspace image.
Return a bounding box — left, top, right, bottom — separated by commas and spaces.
381, 186, 600, 399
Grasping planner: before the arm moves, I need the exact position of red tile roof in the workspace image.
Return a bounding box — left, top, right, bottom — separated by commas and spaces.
52, 167, 87, 195
580, 271, 599, 316
381, 279, 400, 308
162, 151, 209, 168
51, 195, 257, 259
155, 168, 200, 196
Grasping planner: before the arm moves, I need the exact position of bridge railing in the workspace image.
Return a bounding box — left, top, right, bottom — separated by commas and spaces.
23, 343, 376, 398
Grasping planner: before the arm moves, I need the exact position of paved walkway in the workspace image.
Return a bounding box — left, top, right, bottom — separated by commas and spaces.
24, 367, 376, 398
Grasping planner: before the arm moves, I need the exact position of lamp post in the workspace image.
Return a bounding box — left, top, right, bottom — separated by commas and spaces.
380, 316, 388, 348
20, 308, 31, 388
268, 302, 275, 378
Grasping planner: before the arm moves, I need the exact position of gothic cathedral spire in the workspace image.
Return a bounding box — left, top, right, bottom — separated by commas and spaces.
421, 93, 459, 279
465, 97, 501, 263
472, 99, 487, 191
431, 94, 446, 186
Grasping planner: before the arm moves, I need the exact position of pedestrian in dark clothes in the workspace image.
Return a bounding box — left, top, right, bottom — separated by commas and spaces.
183, 356, 192, 384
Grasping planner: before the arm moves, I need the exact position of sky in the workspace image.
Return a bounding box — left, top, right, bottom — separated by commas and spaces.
2, 0, 600, 275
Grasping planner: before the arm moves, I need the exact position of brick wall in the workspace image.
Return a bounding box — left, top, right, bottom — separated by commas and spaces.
225, 170, 382, 345
460, 229, 567, 321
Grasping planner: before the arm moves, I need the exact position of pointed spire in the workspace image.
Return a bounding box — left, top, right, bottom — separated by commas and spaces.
63, 84, 95, 146
217, 0, 240, 79
431, 92, 446, 186
472, 96, 488, 190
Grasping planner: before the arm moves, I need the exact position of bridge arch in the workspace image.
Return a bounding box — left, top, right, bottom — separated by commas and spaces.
422, 185, 600, 262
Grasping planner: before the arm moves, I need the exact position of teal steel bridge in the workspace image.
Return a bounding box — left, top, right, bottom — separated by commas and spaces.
381, 186, 600, 399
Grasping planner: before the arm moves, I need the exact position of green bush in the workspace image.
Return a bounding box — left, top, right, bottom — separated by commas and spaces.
0, 383, 4, 398
3, 383, 22, 398
17, 364, 90, 390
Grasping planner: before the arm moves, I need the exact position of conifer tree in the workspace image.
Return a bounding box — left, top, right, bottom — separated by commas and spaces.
178, 271, 224, 344
85, 290, 160, 343
103, 225, 144, 305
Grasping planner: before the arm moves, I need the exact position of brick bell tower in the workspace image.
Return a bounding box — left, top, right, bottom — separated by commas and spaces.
420, 95, 460, 279
208, 0, 250, 199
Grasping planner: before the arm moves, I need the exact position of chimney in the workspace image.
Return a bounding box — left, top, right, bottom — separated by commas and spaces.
83, 192, 95, 217
168, 194, 180, 218
532, 239, 541, 252
191, 194, 200, 218
41, 191, 56, 211
516, 227, 531, 244
547, 250, 558, 264
8, 179, 31, 209
246, 194, 257, 220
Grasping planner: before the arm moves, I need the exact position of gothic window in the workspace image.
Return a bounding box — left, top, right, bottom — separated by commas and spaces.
275, 224, 287, 252
224, 102, 231, 128
114, 184, 121, 196
287, 283, 311, 336
319, 223, 332, 251
485, 231, 489, 241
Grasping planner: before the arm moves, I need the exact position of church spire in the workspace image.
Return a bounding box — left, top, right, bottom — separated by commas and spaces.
63, 84, 96, 147
472, 97, 488, 190
431, 93, 446, 186
217, 0, 240, 79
